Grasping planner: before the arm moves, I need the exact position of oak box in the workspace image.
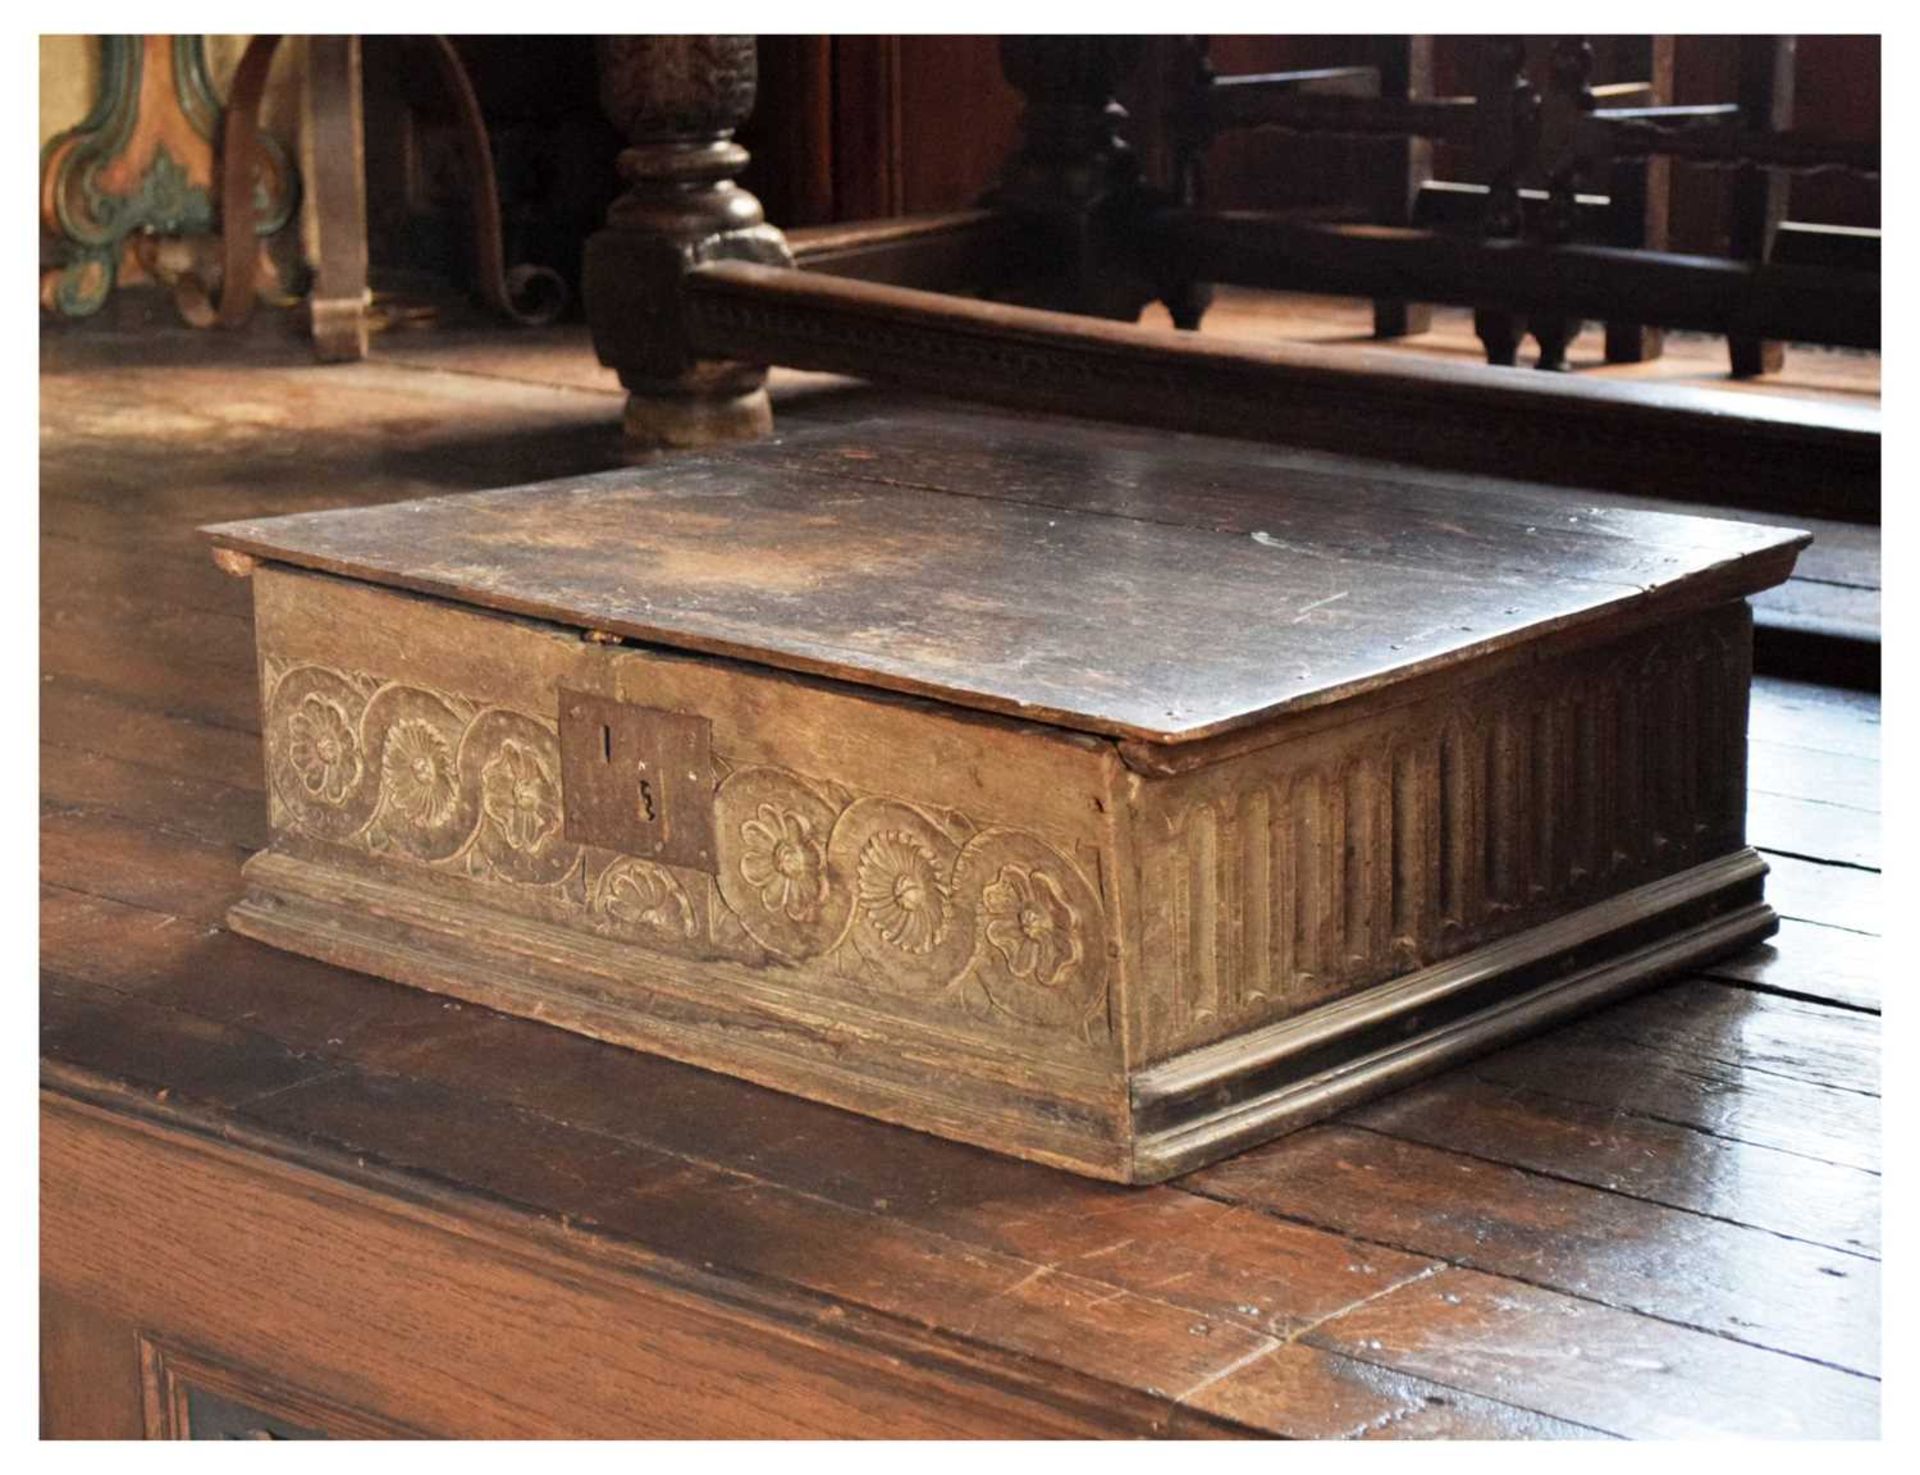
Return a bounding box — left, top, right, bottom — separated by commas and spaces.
204, 409, 1807, 1181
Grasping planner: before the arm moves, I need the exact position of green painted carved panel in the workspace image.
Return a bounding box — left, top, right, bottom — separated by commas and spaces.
40, 35, 298, 317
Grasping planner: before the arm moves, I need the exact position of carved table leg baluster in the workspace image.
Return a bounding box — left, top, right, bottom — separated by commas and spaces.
992, 36, 1160, 322
583, 36, 791, 451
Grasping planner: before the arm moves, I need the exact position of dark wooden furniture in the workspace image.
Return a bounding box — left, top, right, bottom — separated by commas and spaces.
200, 409, 1802, 1180
675, 264, 1880, 523
42, 322, 1880, 1436
1161, 35, 1877, 375
583, 33, 1879, 505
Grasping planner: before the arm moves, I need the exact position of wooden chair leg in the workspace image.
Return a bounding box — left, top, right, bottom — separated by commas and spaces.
1604, 36, 1673, 364
1372, 35, 1434, 339
1475, 308, 1523, 367
1728, 36, 1795, 378
1531, 316, 1577, 372
173, 33, 293, 334
1531, 36, 1593, 371
1472, 37, 1531, 366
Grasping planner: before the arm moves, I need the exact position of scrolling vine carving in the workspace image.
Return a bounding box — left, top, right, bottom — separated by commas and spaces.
262, 660, 1109, 1036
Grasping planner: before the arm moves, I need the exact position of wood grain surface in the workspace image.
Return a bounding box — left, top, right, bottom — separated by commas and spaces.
41, 318, 1879, 1439
683, 262, 1880, 522
204, 406, 1806, 745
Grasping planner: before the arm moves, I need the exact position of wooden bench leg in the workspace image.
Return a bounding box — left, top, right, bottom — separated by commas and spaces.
1728, 37, 1795, 378
1372, 36, 1434, 340
1472, 38, 1531, 367
1604, 36, 1673, 364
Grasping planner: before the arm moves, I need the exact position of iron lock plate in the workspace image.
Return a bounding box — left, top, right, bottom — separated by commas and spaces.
557, 689, 717, 873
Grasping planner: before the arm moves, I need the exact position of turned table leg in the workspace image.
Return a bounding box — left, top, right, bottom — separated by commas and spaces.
583, 35, 791, 451
993, 36, 1161, 323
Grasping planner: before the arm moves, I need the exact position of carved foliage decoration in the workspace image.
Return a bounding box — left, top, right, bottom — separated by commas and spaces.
594, 35, 759, 141
267, 664, 578, 888
711, 771, 1107, 1032
262, 660, 1108, 1039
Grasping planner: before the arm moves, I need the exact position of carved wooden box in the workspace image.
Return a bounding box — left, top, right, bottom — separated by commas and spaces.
204, 409, 1808, 1182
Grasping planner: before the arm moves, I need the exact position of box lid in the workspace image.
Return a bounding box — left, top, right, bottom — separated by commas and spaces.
202, 406, 1809, 747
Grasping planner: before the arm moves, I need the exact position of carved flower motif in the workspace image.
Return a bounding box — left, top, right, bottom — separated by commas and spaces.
982, 863, 1081, 987
382, 718, 457, 826
599, 861, 695, 938
855, 830, 948, 955
738, 802, 828, 921
480, 740, 560, 854
286, 695, 361, 805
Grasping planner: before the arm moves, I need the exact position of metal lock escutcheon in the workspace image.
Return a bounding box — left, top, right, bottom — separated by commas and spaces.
558, 688, 717, 873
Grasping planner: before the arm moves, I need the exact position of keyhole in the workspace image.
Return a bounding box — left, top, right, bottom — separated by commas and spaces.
600, 724, 612, 762
637, 775, 656, 823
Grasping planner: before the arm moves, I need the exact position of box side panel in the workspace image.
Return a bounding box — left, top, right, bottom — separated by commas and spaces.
1126, 602, 1753, 1065
242, 567, 1131, 1173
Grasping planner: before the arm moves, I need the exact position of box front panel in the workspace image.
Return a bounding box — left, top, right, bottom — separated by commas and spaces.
1128, 603, 1753, 1064
243, 567, 1134, 1170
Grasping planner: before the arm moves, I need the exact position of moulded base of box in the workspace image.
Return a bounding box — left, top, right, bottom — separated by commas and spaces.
229, 847, 1774, 1184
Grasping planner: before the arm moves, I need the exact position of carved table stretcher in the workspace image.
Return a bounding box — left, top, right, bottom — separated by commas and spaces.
202, 407, 1808, 1182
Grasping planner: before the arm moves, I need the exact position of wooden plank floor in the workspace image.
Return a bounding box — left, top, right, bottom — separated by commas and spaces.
39, 314, 1881, 1439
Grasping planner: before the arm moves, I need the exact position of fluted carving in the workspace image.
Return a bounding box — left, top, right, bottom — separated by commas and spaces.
260, 656, 1110, 1041
1134, 608, 1750, 1059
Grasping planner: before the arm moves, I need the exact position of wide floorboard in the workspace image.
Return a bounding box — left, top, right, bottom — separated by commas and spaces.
39, 316, 1880, 1438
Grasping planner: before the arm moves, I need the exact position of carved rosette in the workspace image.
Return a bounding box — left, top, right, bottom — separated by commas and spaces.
956, 829, 1104, 1029
713, 765, 852, 959
830, 798, 978, 988
362, 684, 469, 859
711, 767, 1107, 1030
266, 665, 381, 840
262, 662, 1109, 1038
469, 713, 575, 886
